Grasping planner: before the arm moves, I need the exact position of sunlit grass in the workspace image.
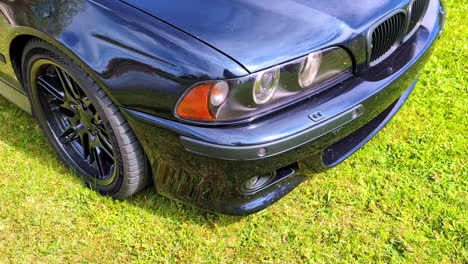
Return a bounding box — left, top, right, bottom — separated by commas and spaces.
0, 0, 466, 262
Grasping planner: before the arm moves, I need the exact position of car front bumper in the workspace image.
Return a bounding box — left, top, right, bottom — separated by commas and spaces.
121, 0, 445, 215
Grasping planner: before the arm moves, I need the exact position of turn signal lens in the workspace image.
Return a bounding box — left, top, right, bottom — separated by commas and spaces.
210, 82, 229, 107
253, 68, 280, 104
176, 83, 214, 120
298, 51, 322, 88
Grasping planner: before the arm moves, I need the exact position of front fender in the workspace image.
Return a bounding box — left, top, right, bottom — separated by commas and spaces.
1, 0, 248, 119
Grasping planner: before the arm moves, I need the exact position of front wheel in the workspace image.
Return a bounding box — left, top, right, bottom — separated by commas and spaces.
22, 39, 150, 199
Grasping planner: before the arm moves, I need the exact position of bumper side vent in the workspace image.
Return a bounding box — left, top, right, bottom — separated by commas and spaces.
370, 12, 406, 64
407, 0, 429, 34
154, 160, 221, 201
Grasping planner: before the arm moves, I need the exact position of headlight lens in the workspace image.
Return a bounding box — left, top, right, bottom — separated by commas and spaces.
298, 51, 322, 88
253, 68, 280, 104
176, 46, 353, 122
210, 82, 229, 107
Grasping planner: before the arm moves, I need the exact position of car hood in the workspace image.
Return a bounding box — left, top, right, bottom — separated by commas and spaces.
120, 0, 404, 73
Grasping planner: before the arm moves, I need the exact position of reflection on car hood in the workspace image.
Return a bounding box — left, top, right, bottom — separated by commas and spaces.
119, 0, 404, 73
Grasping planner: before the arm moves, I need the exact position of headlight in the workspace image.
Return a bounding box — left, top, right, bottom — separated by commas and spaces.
210, 82, 229, 107
253, 69, 280, 104
176, 46, 353, 122
298, 52, 322, 88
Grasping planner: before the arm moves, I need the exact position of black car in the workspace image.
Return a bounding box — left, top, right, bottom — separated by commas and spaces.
0, 0, 445, 215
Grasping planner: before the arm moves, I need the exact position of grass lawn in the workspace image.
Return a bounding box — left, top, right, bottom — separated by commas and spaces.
0, 0, 466, 263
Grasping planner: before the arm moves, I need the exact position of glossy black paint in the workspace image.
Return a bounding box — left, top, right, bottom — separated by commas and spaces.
122, 4, 442, 214
0, 0, 247, 118
121, 0, 444, 215
120, 0, 407, 73
0, 0, 444, 215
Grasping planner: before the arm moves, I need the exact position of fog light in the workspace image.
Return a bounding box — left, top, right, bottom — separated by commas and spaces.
253, 69, 280, 104
244, 177, 259, 189
242, 171, 277, 193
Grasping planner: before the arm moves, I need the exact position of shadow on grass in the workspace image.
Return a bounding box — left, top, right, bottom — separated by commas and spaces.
0, 96, 242, 227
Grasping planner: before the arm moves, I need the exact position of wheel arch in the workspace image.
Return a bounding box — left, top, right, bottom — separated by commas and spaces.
9, 34, 33, 87
8, 29, 117, 104
8, 29, 154, 182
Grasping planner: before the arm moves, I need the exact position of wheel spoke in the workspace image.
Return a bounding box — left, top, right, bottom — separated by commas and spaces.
93, 147, 107, 179
82, 97, 93, 109
37, 75, 64, 100
79, 133, 92, 161
54, 66, 81, 101
96, 134, 114, 160
52, 106, 75, 119
58, 127, 77, 143
49, 98, 64, 106
97, 120, 110, 139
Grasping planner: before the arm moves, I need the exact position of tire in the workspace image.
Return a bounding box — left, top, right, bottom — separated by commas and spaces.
22, 39, 150, 199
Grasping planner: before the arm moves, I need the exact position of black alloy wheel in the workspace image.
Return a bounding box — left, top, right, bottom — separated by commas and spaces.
22, 39, 150, 198
35, 62, 116, 185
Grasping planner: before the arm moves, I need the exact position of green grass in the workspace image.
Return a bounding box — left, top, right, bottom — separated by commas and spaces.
0, 0, 466, 263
